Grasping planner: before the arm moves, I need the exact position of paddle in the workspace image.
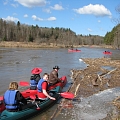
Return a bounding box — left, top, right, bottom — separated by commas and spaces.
30, 91, 74, 100
0, 96, 3, 101
59, 92, 74, 99
19, 81, 29, 86
19, 81, 74, 99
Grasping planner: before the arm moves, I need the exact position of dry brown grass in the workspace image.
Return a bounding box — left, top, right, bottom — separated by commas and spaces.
0, 41, 65, 48
0, 41, 113, 49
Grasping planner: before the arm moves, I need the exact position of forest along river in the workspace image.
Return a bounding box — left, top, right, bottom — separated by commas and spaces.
0, 47, 120, 120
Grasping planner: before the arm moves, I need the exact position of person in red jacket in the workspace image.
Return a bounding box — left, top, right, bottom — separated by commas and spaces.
37, 73, 56, 100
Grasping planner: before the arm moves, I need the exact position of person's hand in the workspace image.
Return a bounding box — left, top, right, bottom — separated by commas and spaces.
50, 97, 56, 100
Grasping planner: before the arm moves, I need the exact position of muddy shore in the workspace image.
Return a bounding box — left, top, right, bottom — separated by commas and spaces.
50, 58, 120, 119
70, 58, 120, 97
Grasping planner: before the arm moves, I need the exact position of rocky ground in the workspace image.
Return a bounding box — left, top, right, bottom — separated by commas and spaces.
50, 58, 120, 119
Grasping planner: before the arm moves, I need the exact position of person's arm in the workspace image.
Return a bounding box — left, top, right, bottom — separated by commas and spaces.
16, 91, 27, 104
42, 89, 55, 100
42, 82, 56, 100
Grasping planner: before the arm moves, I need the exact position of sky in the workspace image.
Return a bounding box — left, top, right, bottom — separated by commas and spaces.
1, 0, 120, 37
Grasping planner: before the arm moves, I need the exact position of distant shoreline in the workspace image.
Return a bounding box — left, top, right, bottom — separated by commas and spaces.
0, 41, 113, 49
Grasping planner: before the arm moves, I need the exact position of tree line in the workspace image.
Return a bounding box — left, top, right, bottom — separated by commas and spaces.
0, 18, 105, 47
104, 24, 120, 49
1, 17, 120, 48
104, 4, 120, 49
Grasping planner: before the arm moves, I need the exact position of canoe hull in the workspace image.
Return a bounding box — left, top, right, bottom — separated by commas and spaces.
68, 49, 81, 52
0, 76, 67, 113
49, 76, 67, 90
103, 52, 112, 55
0, 86, 62, 120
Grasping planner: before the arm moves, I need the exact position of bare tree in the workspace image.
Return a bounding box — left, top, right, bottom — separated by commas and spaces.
111, 4, 120, 25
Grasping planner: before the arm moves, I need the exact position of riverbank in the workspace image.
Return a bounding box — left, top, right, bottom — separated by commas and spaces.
0, 41, 113, 49
0, 41, 60, 48
70, 58, 120, 97
51, 58, 120, 119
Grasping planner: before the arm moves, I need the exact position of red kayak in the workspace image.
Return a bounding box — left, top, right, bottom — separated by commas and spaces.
0, 76, 67, 113
49, 76, 67, 90
21, 76, 67, 97
0, 96, 5, 113
68, 49, 81, 52
103, 51, 112, 55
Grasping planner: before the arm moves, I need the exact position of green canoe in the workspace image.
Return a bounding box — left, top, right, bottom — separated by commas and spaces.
0, 86, 62, 120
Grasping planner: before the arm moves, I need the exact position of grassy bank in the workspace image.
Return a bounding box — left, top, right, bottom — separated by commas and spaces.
0, 41, 113, 49
0, 41, 62, 48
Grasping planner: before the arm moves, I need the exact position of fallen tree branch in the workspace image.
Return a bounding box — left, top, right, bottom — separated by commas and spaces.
74, 83, 80, 97
98, 74, 103, 86
102, 68, 117, 77
113, 96, 120, 102
106, 79, 110, 87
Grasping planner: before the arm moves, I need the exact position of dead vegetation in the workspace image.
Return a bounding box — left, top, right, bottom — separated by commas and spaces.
50, 58, 120, 119
70, 58, 120, 97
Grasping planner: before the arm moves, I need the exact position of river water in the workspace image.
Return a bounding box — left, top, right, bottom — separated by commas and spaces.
0, 47, 120, 120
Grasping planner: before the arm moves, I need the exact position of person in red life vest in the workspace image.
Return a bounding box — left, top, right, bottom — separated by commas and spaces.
30, 67, 42, 90
49, 66, 62, 85
37, 73, 56, 100
4, 81, 27, 112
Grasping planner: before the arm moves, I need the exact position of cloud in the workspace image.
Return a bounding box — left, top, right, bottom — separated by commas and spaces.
15, 0, 47, 8
2, 16, 19, 22
99, 27, 104, 31
32, 15, 56, 21
47, 17, 56, 21
11, 3, 18, 7
50, 4, 64, 10
87, 28, 92, 32
24, 14, 28, 18
13, 13, 17, 16
43, 8, 51, 13
3, 0, 8, 5
98, 20, 101, 23
73, 4, 112, 17
32, 15, 43, 21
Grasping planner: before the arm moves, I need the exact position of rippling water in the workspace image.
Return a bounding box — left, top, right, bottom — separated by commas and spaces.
0, 47, 120, 120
